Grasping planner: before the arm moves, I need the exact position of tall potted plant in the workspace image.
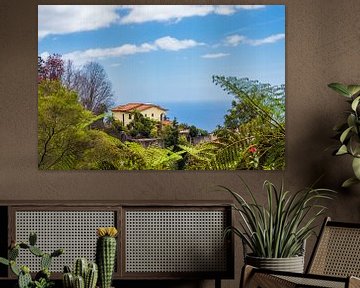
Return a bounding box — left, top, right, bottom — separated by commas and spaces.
222, 179, 334, 273
328, 83, 360, 187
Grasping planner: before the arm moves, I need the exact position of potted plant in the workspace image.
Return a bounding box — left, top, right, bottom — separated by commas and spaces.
328, 83, 360, 187
222, 179, 334, 273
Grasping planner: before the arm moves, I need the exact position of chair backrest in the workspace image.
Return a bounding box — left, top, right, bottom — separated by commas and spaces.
307, 217, 360, 277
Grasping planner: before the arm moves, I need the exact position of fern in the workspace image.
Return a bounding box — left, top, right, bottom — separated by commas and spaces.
123, 142, 183, 170
178, 143, 217, 170
212, 76, 285, 170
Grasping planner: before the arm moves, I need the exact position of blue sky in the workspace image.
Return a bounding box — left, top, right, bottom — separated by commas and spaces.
38, 5, 285, 132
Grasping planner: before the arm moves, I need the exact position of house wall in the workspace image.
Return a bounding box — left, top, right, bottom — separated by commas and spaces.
112, 111, 131, 126
1, 1, 360, 288
113, 107, 166, 126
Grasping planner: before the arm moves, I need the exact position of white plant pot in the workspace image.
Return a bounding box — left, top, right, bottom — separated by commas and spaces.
245, 254, 305, 273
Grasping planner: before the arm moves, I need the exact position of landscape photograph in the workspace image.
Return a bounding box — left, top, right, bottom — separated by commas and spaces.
38, 5, 285, 170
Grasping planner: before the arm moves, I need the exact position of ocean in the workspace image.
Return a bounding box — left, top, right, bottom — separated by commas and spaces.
158, 100, 232, 132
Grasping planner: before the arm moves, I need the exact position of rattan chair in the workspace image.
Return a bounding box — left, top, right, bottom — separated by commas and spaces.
241, 217, 360, 288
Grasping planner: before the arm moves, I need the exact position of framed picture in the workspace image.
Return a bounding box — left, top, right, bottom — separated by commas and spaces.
38, 5, 285, 170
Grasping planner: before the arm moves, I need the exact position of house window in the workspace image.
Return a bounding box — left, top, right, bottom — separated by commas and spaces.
151, 113, 154, 117
145, 114, 147, 117
129, 114, 132, 120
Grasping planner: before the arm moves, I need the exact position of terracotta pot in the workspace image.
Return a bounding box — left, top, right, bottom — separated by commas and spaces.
245, 254, 305, 273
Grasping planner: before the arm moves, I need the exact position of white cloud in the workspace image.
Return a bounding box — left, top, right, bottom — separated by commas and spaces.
235, 5, 266, 10
38, 5, 121, 39
224, 33, 285, 47
38, 5, 267, 38
154, 36, 203, 51
202, 53, 229, 59
213, 6, 237, 15
62, 43, 156, 64
39, 51, 50, 60
60, 36, 203, 65
120, 5, 266, 24
248, 33, 285, 46
225, 35, 247, 46
120, 5, 213, 24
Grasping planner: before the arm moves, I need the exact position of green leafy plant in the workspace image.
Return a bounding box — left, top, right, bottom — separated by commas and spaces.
32, 278, 54, 288
222, 179, 334, 258
0, 232, 63, 288
328, 83, 360, 187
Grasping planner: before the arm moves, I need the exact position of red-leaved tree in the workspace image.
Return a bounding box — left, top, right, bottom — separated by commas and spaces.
38, 54, 64, 82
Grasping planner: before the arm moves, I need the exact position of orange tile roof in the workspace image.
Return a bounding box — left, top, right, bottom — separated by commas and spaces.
161, 120, 172, 126
111, 103, 167, 112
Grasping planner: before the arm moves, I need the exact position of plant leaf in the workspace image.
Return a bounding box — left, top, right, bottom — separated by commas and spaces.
328, 83, 351, 97
349, 135, 360, 156
351, 96, 360, 111
352, 157, 360, 179
342, 177, 360, 188
336, 145, 348, 155
348, 85, 360, 97
347, 114, 356, 128
0, 257, 9, 266
340, 127, 352, 143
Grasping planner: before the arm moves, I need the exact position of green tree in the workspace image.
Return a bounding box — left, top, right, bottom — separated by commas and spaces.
38, 80, 110, 170
212, 76, 285, 170
214, 76, 285, 130
162, 118, 180, 149
127, 111, 157, 138
188, 125, 208, 137
38, 81, 98, 169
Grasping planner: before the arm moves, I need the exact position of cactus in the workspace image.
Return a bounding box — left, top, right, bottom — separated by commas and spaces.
96, 227, 118, 288
74, 258, 88, 279
74, 275, 85, 288
10, 260, 20, 276
63, 272, 74, 288
85, 263, 98, 288
64, 265, 72, 273
0, 257, 9, 266
29, 245, 44, 257
9, 246, 19, 260
19, 243, 29, 249
41, 253, 52, 270
29, 232, 37, 246
63, 259, 98, 288
51, 248, 64, 257
0, 232, 63, 288
18, 269, 32, 288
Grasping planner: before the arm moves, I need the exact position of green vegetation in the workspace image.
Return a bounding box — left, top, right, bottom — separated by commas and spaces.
212, 76, 285, 170
127, 111, 157, 138
328, 82, 360, 187
38, 54, 285, 170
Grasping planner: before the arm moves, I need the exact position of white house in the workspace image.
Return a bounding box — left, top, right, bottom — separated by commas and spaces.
111, 103, 167, 126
